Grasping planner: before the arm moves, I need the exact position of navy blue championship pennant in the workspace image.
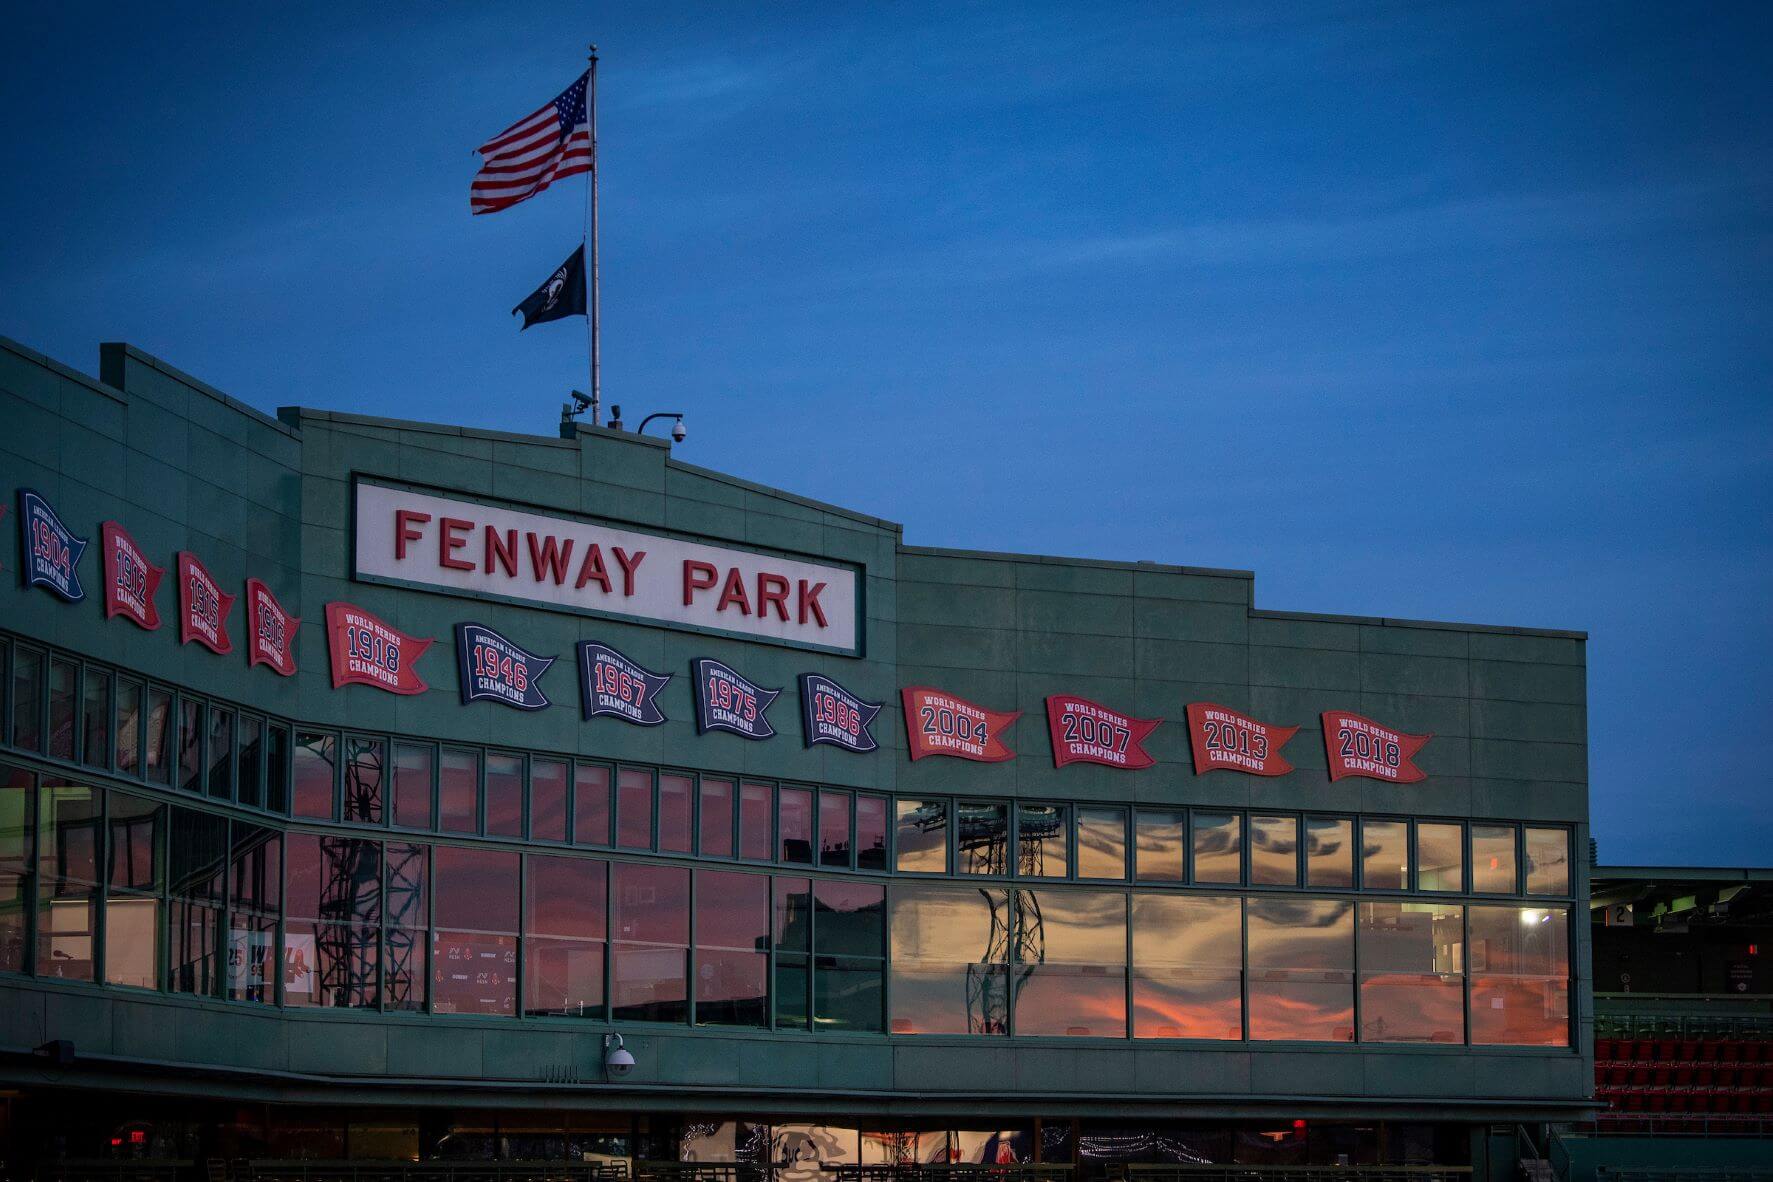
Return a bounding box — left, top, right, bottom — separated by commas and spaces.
693, 657, 780, 740
17, 488, 89, 602
799, 673, 882, 754
578, 641, 672, 726
455, 622, 556, 711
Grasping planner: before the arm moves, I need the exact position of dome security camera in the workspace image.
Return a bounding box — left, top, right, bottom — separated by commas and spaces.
603, 1033, 635, 1078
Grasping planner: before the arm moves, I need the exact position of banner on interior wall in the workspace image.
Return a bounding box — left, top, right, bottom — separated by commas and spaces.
17, 489, 88, 602
1046, 694, 1160, 769
578, 641, 672, 726
455, 621, 555, 710
324, 602, 433, 694
693, 657, 780, 740
902, 686, 1020, 762
1185, 702, 1299, 777
100, 521, 163, 630
1321, 710, 1431, 783
245, 579, 300, 677
799, 673, 882, 754
177, 552, 236, 654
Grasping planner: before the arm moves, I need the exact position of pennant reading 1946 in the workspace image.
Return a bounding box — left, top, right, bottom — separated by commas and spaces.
177, 551, 236, 655
579, 641, 671, 726
1185, 702, 1298, 777
693, 658, 780, 740
325, 602, 433, 695
101, 521, 163, 630
246, 578, 299, 677
1321, 710, 1431, 783
1046, 694, 1160, 770
18, 489, 88, 602
456, 622, 555, 711
902, 686, 1020, 763
799, 673, 882, 754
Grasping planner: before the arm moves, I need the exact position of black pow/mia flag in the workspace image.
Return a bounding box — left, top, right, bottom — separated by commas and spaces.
513, 244, 586, 329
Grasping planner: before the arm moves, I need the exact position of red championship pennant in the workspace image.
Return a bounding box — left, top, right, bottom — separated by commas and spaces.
325, 602, 433, 694
1321, 711, 1431, 783
177, 552, 236, 654
101, 521, 164, 630
245, 578, 300, 677
1185, 702, 1298, 777
1046, 695, 1159, 769
902, 686, 1020, 762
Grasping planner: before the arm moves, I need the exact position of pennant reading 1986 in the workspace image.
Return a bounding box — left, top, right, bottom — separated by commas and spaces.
246, 579, 299, 676
1046, 694, 1160, 769
101, 521, 163, 630
694, 658, 780, 740
18, 489, 88, 602
1322, 711, 1431, 783
1185, 702, 1298, 777
456, 622, 555, 710
800, 673, 882, 754
903, 686, 1020, 762
325, 602, 433, 695
177, 551, 236, 655
579, 641, 672, 726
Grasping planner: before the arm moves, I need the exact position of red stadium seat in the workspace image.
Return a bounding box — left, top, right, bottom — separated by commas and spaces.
1596, 1038, 1617, 1059
1658, 1039, 1678, 1061
1680, 1040, 1699, 1060
1608, 1065, 1629, 1086
1695, 1066, 1714, 1086
1673, 1065, 1693, 1086
1699, 1041, 1720, 1062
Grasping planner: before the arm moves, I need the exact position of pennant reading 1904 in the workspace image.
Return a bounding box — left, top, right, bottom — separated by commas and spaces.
325, 602, 433, 695
18, 489, 88, 602
579, 641, 671, 726
693, 658, 780, 740
799, 673, 882, 754
457, 622, 555, 710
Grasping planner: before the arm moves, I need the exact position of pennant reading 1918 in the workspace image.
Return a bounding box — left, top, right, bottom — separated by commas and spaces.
325, 602, 433, 695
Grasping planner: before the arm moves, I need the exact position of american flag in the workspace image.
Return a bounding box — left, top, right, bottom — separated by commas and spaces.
471, 72, 592, 215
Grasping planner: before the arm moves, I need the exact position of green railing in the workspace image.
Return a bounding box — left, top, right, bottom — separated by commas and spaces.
241, 1163, 630, 1182
822, 1169, 1073, 1182
1103, 1168, 1471, 1182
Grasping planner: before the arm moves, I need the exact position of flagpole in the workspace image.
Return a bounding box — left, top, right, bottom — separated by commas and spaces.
585, 46, 602, 425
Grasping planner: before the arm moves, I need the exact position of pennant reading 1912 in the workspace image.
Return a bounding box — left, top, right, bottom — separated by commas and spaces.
456, 622, 555, 710
1321, 710, 1431, 783
18, 489, 88, 602
800, 673, 882, 754
101, 520, 164, 630
579, 641, 671, 726
1046, 694, 1160, 770
325, 602, 433, 695
177, 551, 236, 654
245, 578, 300, 676
694, 657, 780, 740
1185, 702, 1298, 777
902, 686, 1021, 763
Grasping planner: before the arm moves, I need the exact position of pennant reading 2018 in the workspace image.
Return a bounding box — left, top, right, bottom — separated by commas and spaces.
456, 622, 555, 711
800, 673, 882, 754
246, 579, 299, 676
903, 686, 1020, 763
1322, 711, 1431, 783
579, 642, 671, 726
325, 602, 433, 695
18, 489, 88, 602
1046, 695, 1159, 769
1185, 702, 1298, 777
178, 552, 236, 655
694, 658, 779, 740
101, 521, 163, 630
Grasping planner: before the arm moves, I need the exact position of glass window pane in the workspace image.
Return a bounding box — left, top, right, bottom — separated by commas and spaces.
1013, 890, 1126, 1037
775, 877, 812, 952
529, 758, 568, 843
775, 952, 809, 1031
439, 747, 479, 833
0, 764, 36, 974
1017, 804, 1068, 879
433, 846, 519, 1017
115, 678, 143, 776
1472, 824, 1518, 893
525, 935, 604, 1020
1416, 823, 1463, 892
573, 763, 611, 845
779, 786, 813, 864
169, 808, 230, 997
11, 647, 43, 752
343, 735, 384, 824
226, 824, 280, 1003
393, 743, 434, 829
889, 883, 1010, 1035
855, 794, 888, 872
895, 799, 948, 874
144, 687, 172, 784
1361, 820, 1409, 890
739, 782, 773, 860
433, 845, 519, 931
105, 792, 164, 990
1132, 894, 1242, 1040
292, 731, 336, 820
1524, 828, 1570, 896
1469, 905, 1569, 1046
1247, 897, 1355, 1042
206, 707, 234, 800
815, 879, 884, 958
526, 854, 607, 939
178, 698, 204, 792
819, 790, 852, 868
108, 793, 164, 894
617, 767, 653, 850
37, 784, 101, 981
1135, 809, 1185, 882
430, 927, 514, 1016
612, 862, 689, 1022
1358, 902, 1464, 1044
48, 658, 76, 760
384, 842, 427, 1013
816, 956, 883, 1033
1192, 812, 1242, 885
699, 777, 734, 857
236, 715, 263, 808
81, 668, 110, 769
1250, 815, 1299, 886
264, 725, 289, 812
658, 773, 693, 854
1306, 816, 1353, 888
1077, 808, 1128, 881
485, 753, 523, 837
695, 869, 768, 1027
958, 801, 1008, 876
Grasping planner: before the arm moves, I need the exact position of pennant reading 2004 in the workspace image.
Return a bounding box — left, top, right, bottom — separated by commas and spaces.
579, 642, 672, 726
1185, 702, 1298, 777
325, 602, 433, 695
178, 552, 236, 654
246, 579, 299, 677
456, 622, 555, 711
1046, 695, 1159, 770
1322, 711, 1431, 783
694, 658, 780, 740
800, 673, 882, 754
903, 686, 1020, 763
101, 521, 163, 630
18, 489, 88, 602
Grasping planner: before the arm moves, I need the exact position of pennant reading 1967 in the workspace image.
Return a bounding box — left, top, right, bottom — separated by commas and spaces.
1046, 694, 1160, 770
579, 642, 672, 726
903, 686, 1020, 763
456, 622, 555, 710
1322, 710, 1431, 783
101, 520, 163, 630
18, 489, 88, 602
693, 658, 780, 740
246, 579, 299, 677
800, 673, 882, 754
325, 602, 433, 695
177, 551, 236, 655
1185, 702, 1298, 777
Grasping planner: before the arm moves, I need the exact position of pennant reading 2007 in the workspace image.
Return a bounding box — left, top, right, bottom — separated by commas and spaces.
456, 622, 555, 711
18, 489, 88, 602
800, 673, 882, 754
903, 686, 1020, 763
178, 552, 236, 655
325, 602, 433, 695
1046, 694, 1159, 770
579, 641, 672, 726
694, 658, 780, 740
1322, 711, 1431, 783
246, 579, 299, 677
1185, 702, 1298, 777
101, 521, 163, 630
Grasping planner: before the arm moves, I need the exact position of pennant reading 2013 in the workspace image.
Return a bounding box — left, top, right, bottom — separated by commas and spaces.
18, 489, 88, 602
694, 658, 780, 740
1185, 702, 1298, 777
101, 521, 164, 630
325, 602, 433, 695
1046, 695, 1159, 770
456, 622, 555, 711
246, 579, 299, 677
1322, 711, 1431, 783
903, 686, 1020, 763
800, 673, 882, 754
579, 641, 672, 726
177, 552, 236, 654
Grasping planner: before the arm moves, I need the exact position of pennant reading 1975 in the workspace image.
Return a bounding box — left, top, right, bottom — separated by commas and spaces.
1321, 711, 1431, 783
579, 641, 672, 726
903, 686, 1020, 762
800, 673, 882, 754
177, 551, 236, 655
101, 520, 163, 630
1046, 694, 1160, 769
1185, 702, 1298, 777
18, 489, 88, 602
246, 579, 300, 677
694, 658, 780, 740
456, 622, 555, 710
325, 602, 433, 695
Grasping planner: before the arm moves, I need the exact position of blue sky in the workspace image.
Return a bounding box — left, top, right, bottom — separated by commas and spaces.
2, 3, 1768, 864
